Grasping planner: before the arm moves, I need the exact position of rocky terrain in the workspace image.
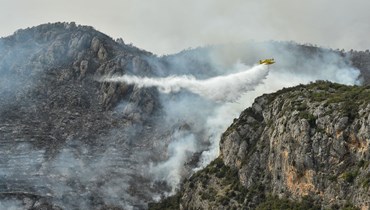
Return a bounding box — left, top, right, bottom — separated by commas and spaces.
0, 22, 167, 210
1, 22, 370, 209
150, 81, 370, 210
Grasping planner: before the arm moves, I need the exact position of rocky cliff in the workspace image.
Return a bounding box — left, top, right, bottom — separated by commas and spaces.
150, 81, 370, 210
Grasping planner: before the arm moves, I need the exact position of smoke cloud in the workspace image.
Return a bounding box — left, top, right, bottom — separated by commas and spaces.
0, 137, 154, 210
0, 38, 363, 209
150, 131, 197, 195
97, 61, 271, 196
0, 200, 23, 210
129, 42, 361, 195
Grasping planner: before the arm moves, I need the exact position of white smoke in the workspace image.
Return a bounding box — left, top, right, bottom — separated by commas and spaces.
100, 51, 361, 195
101, 64, 269, 102
0, 139, 151, 210
149, 131, 197, 194
100, 62, 271, 194
1, 38, 364, 209
196, 66, 361, 169
0, 200, 24, 210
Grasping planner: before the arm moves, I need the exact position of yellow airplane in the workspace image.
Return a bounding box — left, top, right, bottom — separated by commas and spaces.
259, 58, 275, 65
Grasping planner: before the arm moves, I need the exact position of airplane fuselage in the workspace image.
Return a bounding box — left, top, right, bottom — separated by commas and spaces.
259, 58, 275, 65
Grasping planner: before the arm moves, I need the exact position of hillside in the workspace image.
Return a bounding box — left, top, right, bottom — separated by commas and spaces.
0, 22, 164, 210
150, 81, 370, 210
1, 22, 370, 209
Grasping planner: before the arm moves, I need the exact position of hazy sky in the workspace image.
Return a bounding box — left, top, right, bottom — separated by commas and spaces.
1, 0, 370, 54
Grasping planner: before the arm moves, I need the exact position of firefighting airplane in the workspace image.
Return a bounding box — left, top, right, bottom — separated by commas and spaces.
259, 58, 275, 65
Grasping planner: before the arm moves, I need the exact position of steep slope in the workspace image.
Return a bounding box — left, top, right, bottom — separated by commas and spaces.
0, 22, 164, 210
0, 22, 157, 149
150, 81, 370, 210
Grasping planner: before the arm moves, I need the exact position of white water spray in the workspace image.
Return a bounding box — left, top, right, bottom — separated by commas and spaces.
101, 65, 269, 102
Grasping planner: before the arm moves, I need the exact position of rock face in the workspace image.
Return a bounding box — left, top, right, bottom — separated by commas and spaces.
0, 22, 162, 210
151, 81, 370, 210
0, 22, 159, 153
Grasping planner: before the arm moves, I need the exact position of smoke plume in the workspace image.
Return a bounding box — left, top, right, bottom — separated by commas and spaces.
149, 131, 197, 195
133, 42, 361, 195
0, 37, 363, 209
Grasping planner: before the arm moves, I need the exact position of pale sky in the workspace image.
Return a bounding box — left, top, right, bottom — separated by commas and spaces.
1, 0, 370, 55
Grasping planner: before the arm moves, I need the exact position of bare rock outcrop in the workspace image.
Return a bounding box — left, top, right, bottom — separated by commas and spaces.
151, 81, 370, 210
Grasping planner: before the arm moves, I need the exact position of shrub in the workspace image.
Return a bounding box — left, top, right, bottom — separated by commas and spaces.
342, 171, 358, 183
299, 111, 317, 128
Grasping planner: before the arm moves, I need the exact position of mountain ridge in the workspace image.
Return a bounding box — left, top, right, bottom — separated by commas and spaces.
150, 81, 370, 210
